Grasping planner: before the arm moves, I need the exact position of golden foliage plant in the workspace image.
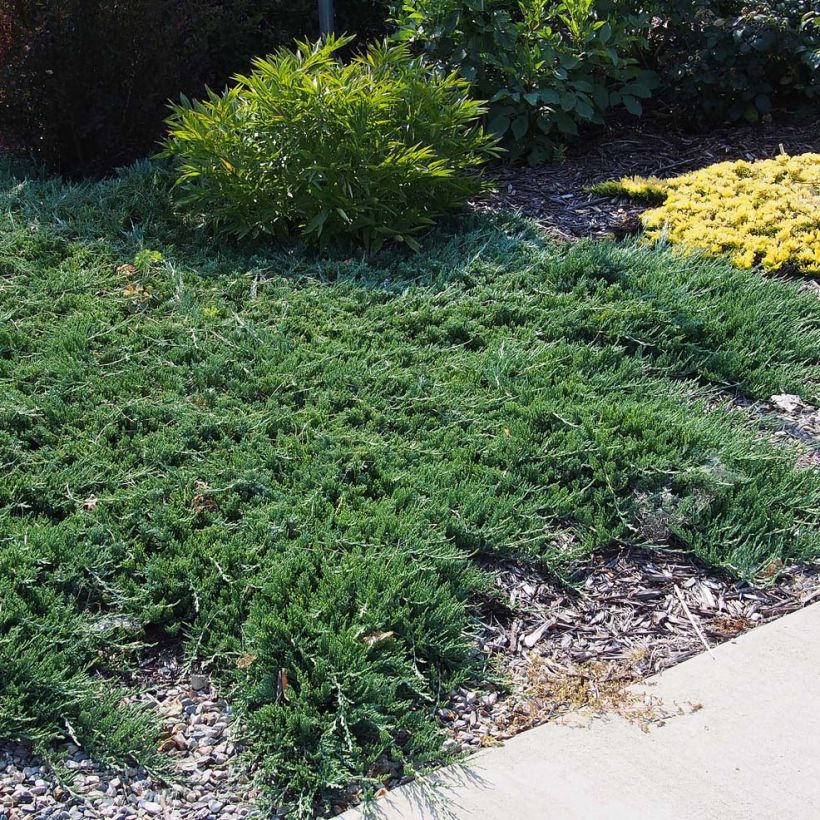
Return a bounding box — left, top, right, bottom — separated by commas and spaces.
595, 153, 820, 275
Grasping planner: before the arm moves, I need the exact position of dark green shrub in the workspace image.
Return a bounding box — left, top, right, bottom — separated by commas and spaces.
394, 0, 658, 163
0, 548, 161, 765
646, 0, 820, 122
161, 36, 499, 252
2, 159, 820, 813
241, 543, 475, 815
0, 0, 396, 176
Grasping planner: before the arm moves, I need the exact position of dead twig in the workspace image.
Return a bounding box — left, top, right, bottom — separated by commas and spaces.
674, 584, 715, 660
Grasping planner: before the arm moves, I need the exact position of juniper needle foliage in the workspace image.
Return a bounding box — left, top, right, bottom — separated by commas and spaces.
1, 160, 818, 814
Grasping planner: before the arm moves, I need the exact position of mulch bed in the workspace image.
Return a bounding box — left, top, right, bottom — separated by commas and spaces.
477, 115, 820, 240
445, 549, 820, 749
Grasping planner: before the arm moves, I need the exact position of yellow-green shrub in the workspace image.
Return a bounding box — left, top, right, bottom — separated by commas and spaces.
596, 153, 820, 275
162, 36, 499, 253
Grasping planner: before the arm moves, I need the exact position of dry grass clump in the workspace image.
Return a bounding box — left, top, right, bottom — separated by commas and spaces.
496, 656, 663, 735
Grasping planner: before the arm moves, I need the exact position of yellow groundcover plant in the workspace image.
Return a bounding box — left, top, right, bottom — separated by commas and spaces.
596, 153, 820, 275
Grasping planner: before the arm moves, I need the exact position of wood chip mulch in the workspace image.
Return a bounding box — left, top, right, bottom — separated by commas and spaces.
475, 115, 820, 240
441, 548, 820, 752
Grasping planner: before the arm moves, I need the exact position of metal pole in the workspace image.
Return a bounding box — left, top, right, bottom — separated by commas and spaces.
318, 0, 334, 37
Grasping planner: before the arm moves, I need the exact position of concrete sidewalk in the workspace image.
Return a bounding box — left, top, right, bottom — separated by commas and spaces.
345, 603, 820, 820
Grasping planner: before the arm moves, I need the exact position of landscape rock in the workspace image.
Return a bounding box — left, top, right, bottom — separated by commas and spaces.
0, 656, 257, 820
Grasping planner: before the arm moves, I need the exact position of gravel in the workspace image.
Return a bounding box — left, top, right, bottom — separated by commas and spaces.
0, 657, 260, 820
438, 548, 820, 753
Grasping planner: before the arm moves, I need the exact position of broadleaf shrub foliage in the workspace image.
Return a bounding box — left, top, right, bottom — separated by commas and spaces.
161, 36, 499, 251
645, 0, 820, 122
394, 0, 658, 163
394, 0, 818, 158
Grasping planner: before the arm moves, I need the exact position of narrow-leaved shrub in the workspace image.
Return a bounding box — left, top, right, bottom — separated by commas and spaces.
2, 160, 820, 814
162, 36, 499, 252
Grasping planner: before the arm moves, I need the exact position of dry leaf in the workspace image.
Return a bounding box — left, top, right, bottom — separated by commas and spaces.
236, 653, 256, 670
361, 630, 395, 647
771, 393, 804, 414
192, 481, 218, 513
276, 668, 289, 703
760, 558, 784, 580
522, 619, 554, 648
122, 282, 151, 300
158, 737, 178, 753
161, 697, 184, 718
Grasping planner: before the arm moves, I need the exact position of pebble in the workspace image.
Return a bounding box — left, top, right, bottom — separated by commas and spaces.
190, 674, 209, 692
0, 659, 258, 820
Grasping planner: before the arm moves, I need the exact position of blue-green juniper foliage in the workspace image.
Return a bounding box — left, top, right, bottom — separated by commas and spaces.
1, 159, 818, 815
